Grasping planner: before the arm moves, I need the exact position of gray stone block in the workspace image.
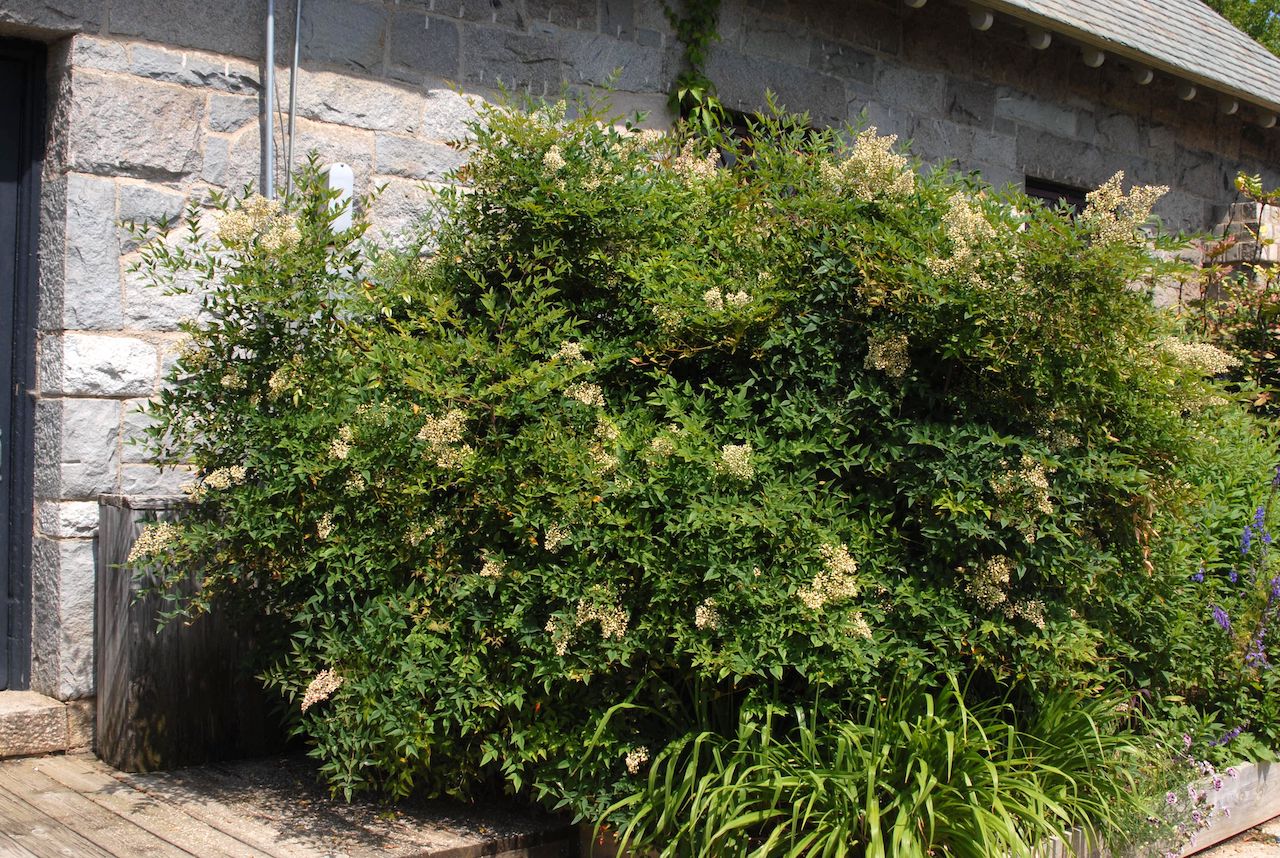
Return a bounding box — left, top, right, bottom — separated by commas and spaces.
60, 397, 122, 466
120, 464, 193, 496
706, 46, 845, 126
121, 399, 160, 464
375, 133, 467, 180
601, 0, 633, 40
66, 699, 94, 750
107, 0, 271, 59
214, 132, 263, 192
296, 69, 424, 133
994, 87, 1078, 138
288, 118, 376, 186
525, 0, 597, 30
122, 266, 205, 332
69, 35, 128, 72
62, 334, 157, 397
208, 94, 258, 134
420, 87, 482, 141
1015, 127, 1113, 189
561, 31, 663, 92
464, 26, 563, 92
38, 501, 100, 538
742, 15, 810, 64
813, 40, 874, 85
301, 0, 387, 74
1176, 145, 1234, 200
419, 0, 523, 26
388, 12, 460, 81
0, 0, 102, 34
945, 78, 995, 129
875, 63, 943, 116
53, 537, 97, 699
38, 176, 68, 333
118, 182, 187, 253
67, 71, 204, 180
0, 692, 69, 758
129, 44, 259, 94
63, 173, 122, 331
635, 28, 661, 48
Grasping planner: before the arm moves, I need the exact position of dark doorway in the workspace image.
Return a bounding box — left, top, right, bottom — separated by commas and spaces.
0, 38, 44, 691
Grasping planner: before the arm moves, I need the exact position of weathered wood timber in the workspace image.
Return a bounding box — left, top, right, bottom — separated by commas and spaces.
0, 755, 578, 858
95, 495, 283, 772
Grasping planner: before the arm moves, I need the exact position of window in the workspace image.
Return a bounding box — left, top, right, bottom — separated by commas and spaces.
1024, 176, 1089, 215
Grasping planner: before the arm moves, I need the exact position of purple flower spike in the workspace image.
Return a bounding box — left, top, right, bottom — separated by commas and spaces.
1272, 577, 1280, 599
1230, 570, 1240, 584
1183, 733, 1193, 750
1166, 791, 1178, 806
1212, 605, 1232, 632
1242, 525, 1253, 555
1213, 776, 1224, 791
1273, 464, 1280, 488
1256, 506, 1267, 529
1191, 571, 1204, 583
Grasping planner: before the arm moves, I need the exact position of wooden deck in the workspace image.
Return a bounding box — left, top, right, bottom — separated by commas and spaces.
0, 754, 576, 857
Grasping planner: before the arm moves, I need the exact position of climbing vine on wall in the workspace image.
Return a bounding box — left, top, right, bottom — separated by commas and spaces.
663, 0, 725, 133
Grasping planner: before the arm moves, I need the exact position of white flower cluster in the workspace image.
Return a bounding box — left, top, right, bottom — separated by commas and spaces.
544, 524, 569, 553
850, 612, 873, 640
672, 140, 719, 181
624, 746, 650, 775
328, 425, 354, 461
1081, 171, 1168, 246
555, 340, 587, 363
717, 443, 755, 481
220, 371, 245, 391
694, 598, 720, 631
217, 194, 301, 252
1158, 337, 1240, 377
991, 454, 1054, 518
405, 516, 444, 547
565, 382, 605, 408
479, 552, 506, 578
865, 332, 910, 378
703, 287, 751, 312
417, 410, 474, 470
316, 512, 335, 541
542, 145, 567, 173
965, 555, 1013, 610
819, 128, 915, 200
648, 433, 677, 457
798, 543, 861, 610
127, 522, 180, 563
300, 668, 343, 712
267, 356, 304, 400
1005, 598, 1046, 629
577, 594, 629, 639
928, 194, 997, 282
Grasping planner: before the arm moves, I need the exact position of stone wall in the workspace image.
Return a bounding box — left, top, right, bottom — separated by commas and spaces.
3, 0, 1279, 701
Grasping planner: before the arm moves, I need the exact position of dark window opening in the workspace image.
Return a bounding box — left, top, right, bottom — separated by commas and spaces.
1025, 176, 1089, 215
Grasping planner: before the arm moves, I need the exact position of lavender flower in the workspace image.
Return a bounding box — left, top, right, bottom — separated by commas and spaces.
1212, 604, 1232, 632
1182, 733, 1193, 750
1242, 524, 1253, 556
1211, 724, 1246, 747
1191, 569, 1204, 583
1256, 506, 1267, 529
1213, 776, 1224, 791
1165, 791, 1178, 806
1230, 569, 1239, 584
1273, 464, 1280, 488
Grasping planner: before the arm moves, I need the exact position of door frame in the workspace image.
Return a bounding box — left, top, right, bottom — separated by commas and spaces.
1, 37, 45, 691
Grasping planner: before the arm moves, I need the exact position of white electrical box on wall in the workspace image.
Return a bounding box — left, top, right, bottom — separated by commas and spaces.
324, 162, 354, 232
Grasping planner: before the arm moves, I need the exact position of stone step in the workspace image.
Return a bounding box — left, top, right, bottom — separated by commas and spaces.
0, 691, 93, 759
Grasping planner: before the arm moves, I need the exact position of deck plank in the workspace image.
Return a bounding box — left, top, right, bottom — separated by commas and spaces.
115, 765, 343, 858
0, 759, 193, 858
0, 783, 117, 857
31, 756, 268, 858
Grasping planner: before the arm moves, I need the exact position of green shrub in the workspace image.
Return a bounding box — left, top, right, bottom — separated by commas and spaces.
607, 673, 1149, 857
131, 98, 1278, 833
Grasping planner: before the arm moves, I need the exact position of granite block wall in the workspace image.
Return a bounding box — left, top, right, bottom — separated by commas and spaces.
2, 0, 1278, 700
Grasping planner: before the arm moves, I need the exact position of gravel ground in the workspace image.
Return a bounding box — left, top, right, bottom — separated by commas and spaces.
1196, 816, 1280, 857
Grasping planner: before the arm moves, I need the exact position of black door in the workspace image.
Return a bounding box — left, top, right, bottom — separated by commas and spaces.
0, 39, 43, 691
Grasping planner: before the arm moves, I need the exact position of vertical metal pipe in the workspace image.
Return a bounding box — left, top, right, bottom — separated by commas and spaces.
285, 0, 302, 200
263, 0, 276, 199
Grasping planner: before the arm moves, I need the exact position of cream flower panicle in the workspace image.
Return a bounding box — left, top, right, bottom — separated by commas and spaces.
820, 127, 915, 200
717, 443, 754, 480
300, 668, 343, 712
127, 522, 181, 563
798, 543, 861, 611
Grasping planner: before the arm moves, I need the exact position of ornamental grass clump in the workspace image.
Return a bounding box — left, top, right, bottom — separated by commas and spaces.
132, 99, 1279, 849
